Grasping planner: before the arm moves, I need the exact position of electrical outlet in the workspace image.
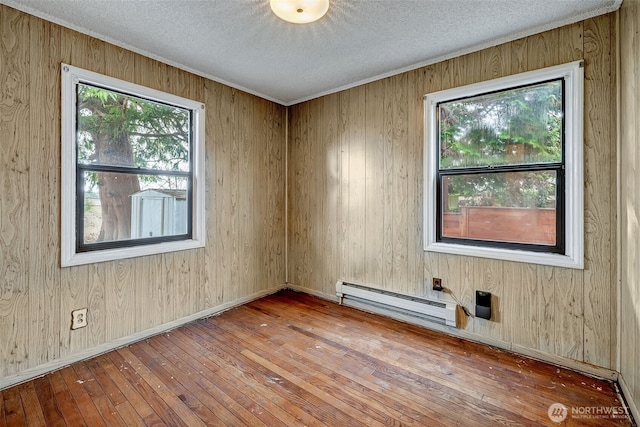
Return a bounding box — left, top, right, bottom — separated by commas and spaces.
71, 308, 88, 330
432, 277, 443, 291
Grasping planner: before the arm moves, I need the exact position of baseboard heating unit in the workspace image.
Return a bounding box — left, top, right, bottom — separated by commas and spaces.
336, 281, 457, 327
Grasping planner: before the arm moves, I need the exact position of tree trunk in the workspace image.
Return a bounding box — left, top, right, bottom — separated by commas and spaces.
94, 130, 140, 242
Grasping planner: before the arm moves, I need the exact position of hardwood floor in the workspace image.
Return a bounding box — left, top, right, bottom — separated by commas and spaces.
0, 290, 634, 426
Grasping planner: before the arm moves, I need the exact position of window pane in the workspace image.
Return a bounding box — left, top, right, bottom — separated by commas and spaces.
82, 171, 189, 245
438, 80, 563, 169
441, 171, 557, 246
77, 83, 190, 171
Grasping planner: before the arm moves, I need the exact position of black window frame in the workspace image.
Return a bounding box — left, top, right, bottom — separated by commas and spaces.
74, 82, 195, 253
434, 78, 566, 254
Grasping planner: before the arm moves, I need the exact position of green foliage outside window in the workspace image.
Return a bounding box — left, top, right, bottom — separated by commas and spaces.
438, 80, 562, 211
76, 83, 191, 243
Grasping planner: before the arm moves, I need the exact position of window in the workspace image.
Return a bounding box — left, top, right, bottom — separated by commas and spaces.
61, 64, 205, 267
424, 61, 583, 268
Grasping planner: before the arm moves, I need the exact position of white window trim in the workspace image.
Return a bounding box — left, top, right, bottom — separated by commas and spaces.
423, 60, 584, 269
61, 64, 206, 267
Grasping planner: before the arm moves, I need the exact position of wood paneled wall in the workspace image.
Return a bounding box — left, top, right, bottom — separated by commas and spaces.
619, 0, 640, 415
0, 4, 285, 382
288, 14, 618, 370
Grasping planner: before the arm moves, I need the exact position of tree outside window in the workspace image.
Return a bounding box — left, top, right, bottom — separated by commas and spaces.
437, 80, 563, 249
61, 64, 205, 267
423, 61, 584, 268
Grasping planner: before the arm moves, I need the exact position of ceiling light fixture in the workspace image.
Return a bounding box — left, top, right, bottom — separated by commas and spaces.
270, 0, 329, 24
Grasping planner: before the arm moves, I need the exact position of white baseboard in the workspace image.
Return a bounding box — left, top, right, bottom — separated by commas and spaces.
286, 285, 619, 382
3, 282, 626, 402
0, 284, 287, 391
618, 373, 640, 423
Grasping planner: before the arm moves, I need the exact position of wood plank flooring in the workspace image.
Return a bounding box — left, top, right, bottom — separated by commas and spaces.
0, 290, 634, 426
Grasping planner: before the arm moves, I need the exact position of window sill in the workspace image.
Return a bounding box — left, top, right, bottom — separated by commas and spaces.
61, 239, 205, 267
425, 241, 584, 269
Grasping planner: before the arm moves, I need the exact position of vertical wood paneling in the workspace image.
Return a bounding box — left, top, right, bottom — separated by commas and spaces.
87, 264, 105, 348
270, 101, 286, 290
0, 3, 285, 383
320, 94, 339, 295
288, 14, 617, 372
205, 80, 221, 308
606, 15, 618, 369
558, 22, 584, 64
481, 44, 511, 80
552, 267, 584, 360
406, 68, 424, 298
28, 17, 61, 368
583, 14, 614, 368
503, 262, 538, 347
133, 255, 158, 331
420, 64, 444, 301
256, 98, 270, 295
307, 98, 322, 293
620, 0, 640, 413
289, 102, 311, 288
227, 87, 241, 303
189, 72, 207, 313
335, 98, 345, 285
536, 266, 556, 355
212, 82, 234, 306
0, 6, 30, 375
288, 103, 300, 284
238, 91, 254, 299
338, 87, 367, 283
509, 37, 528, 74
59, 28, 91, 358
105, 260, 135, 341
266, 98, 285, 292
364, 80, 384, 288
302, 99, 318, 293
288, 94, 338, 295
391, 73, 409, 294
382, 77, 395, 290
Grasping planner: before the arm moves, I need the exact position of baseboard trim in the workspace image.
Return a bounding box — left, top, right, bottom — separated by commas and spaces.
286, 285, 619, 382
619, 373, 640, 423
0, 284, 287, 391
2, 283, 624, 396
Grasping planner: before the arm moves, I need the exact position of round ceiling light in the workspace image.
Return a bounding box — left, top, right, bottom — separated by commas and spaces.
270, 0, 329, 24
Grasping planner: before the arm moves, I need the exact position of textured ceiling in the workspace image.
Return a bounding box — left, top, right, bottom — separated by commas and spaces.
2, 0, 621, 105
